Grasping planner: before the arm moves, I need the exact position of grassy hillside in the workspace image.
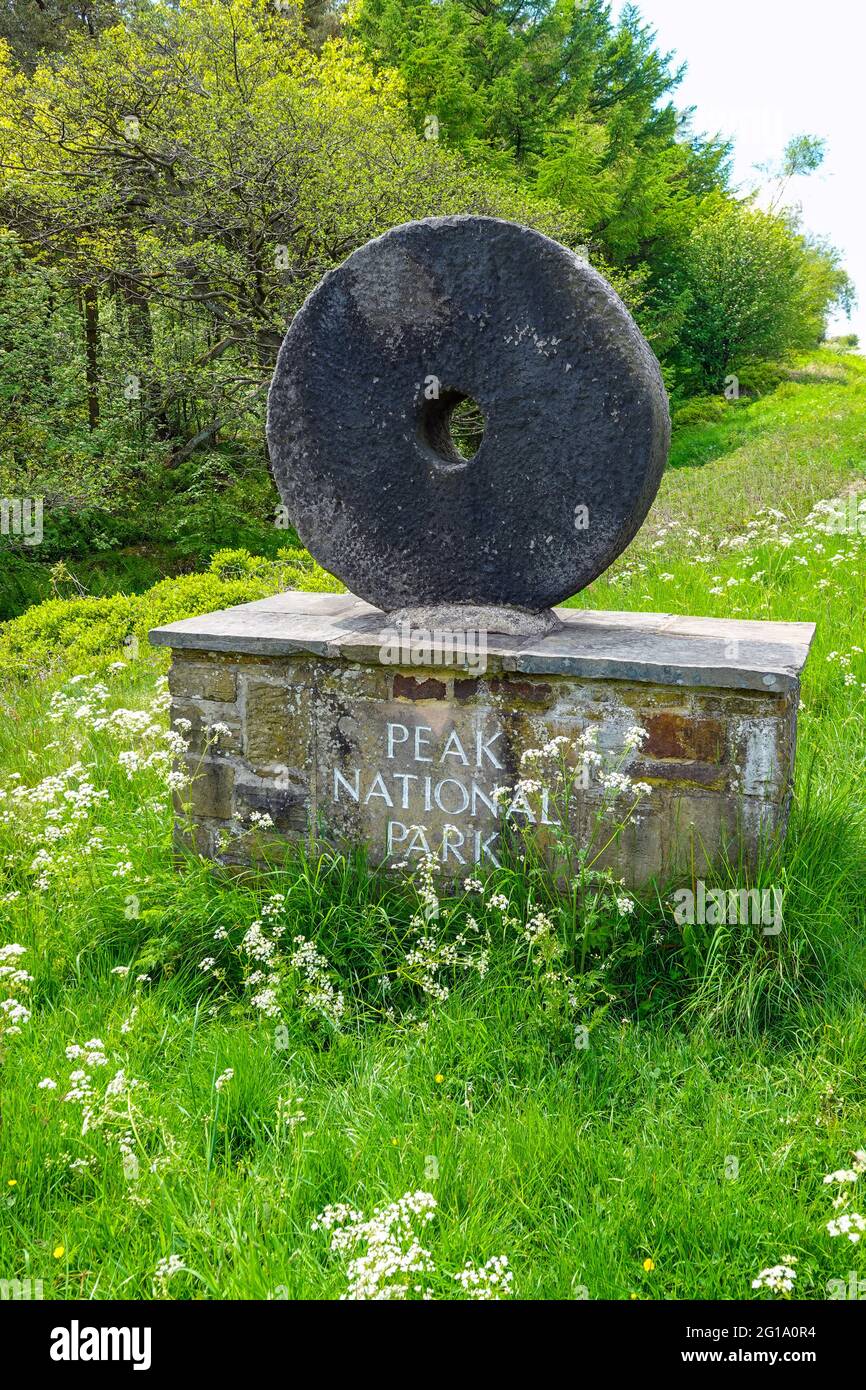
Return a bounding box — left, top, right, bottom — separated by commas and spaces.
1, 351, 865, 1300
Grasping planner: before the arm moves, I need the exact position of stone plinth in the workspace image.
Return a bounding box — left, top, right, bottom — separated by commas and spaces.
149, 593, 814, 886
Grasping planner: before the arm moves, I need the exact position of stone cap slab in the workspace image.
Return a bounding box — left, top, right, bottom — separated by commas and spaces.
149, 591, 815, 694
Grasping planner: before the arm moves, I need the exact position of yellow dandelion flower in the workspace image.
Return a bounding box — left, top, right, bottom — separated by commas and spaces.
53, 1245, 64, 1259
434, 1074, 444, 1083
7, 1179, 17, 1187
643, 1258, 655, 1272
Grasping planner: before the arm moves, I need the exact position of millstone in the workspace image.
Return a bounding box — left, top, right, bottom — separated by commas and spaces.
267, 215, 670, 629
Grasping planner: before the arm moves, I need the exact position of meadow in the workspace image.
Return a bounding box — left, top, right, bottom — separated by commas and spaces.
1, 350, 865, 1301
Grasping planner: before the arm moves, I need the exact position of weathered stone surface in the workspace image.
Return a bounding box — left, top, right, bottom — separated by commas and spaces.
242, 676, 313, 775
169, 656, 237, 703
180, 760, 234, 821
151, 593, 816, 695
242, 680, 293, 765
170, 698, 242, 757
393, 673, 448, 701
390, 601, 561, 638
454, 676, 554, 705
265, 216, 670, 617
319, 663, 390, 701
642, 712, 725, 763
234, 769, 309, 834
153, 595, 814, 887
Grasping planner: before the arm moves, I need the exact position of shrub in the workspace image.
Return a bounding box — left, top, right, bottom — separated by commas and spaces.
1, 593, 140, 676
0, 548, 342, 679
672, 395, 730, 429
732, 362, 785, 398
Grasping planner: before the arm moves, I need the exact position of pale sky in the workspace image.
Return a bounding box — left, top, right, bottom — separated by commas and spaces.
617, 0, 865, 340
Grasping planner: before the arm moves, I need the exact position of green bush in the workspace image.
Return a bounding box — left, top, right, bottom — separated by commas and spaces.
0, 547, 342, 678
137, 572, 278, 633
671, 395, 730, 429
731, 362, 785, 397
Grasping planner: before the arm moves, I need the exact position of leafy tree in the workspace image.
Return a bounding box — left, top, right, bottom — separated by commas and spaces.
351, 0, 730, 249
0, 0, 853, 512
0, 0, 584, 482
671, 200, 852, 391
0, 0, 126, 70
353, 0, 849, 393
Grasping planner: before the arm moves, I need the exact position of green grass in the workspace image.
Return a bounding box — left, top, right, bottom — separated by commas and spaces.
1, 350, 866, 1300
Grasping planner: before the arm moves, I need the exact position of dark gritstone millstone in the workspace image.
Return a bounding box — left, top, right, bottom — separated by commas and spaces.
267, 216, 670, 623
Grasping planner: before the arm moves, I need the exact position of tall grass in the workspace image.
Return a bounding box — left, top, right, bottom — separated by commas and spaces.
1, 351, 865, 1299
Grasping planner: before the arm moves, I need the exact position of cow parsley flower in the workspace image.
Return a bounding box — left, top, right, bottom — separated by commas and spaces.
827, 1213, 866, 1242
751, 1261, 797, 1294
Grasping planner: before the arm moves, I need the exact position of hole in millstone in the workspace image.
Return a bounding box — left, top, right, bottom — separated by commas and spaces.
419, 389, 486, 467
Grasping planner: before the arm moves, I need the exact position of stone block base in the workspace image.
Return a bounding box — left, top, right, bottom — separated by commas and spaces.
149, 593, 814, 887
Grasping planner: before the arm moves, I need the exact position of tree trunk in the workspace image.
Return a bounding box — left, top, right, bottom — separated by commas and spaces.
83, 285, 100, 430
117, 232, 173, 442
